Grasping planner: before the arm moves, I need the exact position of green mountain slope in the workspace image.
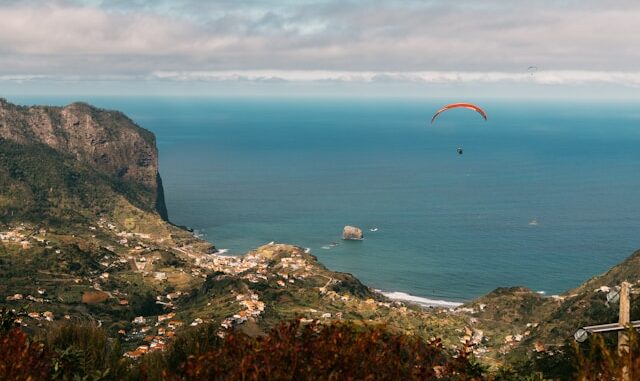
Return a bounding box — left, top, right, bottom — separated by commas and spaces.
459, 250, 640, 366
0, 138, 157, 225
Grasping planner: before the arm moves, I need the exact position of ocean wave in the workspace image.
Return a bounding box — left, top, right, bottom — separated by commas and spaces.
377, 290, 463, 308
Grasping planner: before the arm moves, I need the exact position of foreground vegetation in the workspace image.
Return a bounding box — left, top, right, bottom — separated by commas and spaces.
2, 307, 640, 380
0, 307, 484, 380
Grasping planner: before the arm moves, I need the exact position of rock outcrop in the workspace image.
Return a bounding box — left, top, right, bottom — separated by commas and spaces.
342, 225, 363, 240
0, 98, 167, 220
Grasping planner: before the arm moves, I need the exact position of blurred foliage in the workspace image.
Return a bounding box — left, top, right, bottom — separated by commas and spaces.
4, 304, 640, 381
0, 305, 22, 335
42, 321, 128, 381
158, 320, 486, 380
0, 328, 51, 381
574, 328, 640, 381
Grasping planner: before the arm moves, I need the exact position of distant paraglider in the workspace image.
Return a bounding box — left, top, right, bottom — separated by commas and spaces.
431, 103, 487, 156
527, 66, 538, 76
430, 103, 488, 124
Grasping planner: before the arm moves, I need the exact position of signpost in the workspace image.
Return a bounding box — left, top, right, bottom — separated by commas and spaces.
575, 281, 632, 381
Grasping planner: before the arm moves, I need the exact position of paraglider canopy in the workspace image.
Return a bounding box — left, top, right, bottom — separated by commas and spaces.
431, 103, 488, 124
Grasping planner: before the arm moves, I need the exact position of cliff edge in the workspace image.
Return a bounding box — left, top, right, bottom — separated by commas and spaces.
0, 98, 167, 220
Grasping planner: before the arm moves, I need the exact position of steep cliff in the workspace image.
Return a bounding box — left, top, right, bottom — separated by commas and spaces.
0, 98, 167, 220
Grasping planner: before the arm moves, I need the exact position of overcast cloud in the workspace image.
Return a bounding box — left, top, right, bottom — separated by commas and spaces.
1, 0, 639, 89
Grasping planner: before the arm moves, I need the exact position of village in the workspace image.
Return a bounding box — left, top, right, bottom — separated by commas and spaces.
1, 220, 376, 358
0, 218, 487, 360
0, 219, 583, 362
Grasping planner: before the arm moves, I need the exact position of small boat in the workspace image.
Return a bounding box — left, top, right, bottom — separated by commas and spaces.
369, 227, 379, 232
528, 218, 538, 226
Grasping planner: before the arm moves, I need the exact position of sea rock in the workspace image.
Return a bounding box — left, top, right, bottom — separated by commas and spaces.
342, 226, 363, 240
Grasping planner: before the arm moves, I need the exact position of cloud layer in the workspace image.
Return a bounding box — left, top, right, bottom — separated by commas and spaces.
1, 1, 639, 87
144, 70, 640, 87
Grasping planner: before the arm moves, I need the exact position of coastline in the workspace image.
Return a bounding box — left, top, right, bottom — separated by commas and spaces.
196, 234, 466, 309
377, 289, 463, 309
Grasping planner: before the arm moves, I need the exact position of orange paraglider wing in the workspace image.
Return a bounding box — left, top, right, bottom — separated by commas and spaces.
431, 103, 488, 124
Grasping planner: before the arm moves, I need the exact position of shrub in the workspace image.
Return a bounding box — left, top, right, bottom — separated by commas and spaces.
574, 328, 640, 381
140, 322, 223, 380
504, 328, 640, 380
42, 321, 128, 380
0, 306, 20, 335
0, 328, 51, 381
130, 291, 164, 317
162, 320, 485, 380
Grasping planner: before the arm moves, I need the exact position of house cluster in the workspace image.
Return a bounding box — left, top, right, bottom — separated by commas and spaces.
95, 218, 157, 253
5, 292, 49, 304
197, 244, 319, 288
95, 219, 151, 252
4, 309, 57, 328
451, 324, 492, 357
0, 225, 33, 249
25, 310, 55, 322
461, 326, 485, 346
123, 311, 206, 359
129, 253, 164, 274
219, 291, 266, 332
95, 220, 215, 286
115, 229, 154, 250
499, 323, 539, 354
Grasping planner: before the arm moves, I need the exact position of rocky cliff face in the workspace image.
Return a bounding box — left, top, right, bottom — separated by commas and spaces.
0, 98, 167, 220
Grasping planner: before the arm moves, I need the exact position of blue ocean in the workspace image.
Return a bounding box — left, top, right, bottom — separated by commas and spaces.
11, 96, 640, 303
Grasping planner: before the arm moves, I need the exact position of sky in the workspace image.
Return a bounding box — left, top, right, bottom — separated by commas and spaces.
1, 0, 640, 98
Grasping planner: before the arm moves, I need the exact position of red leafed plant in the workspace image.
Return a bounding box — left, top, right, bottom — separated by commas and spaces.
163, 320, 485, 381
0, 328, 51, 381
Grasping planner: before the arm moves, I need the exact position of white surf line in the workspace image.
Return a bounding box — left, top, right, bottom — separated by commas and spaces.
377, 290, 463, 308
